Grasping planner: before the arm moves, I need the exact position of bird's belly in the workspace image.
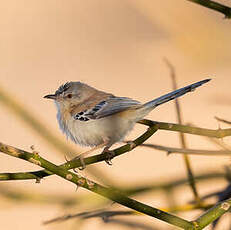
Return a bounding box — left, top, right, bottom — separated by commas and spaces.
65, 115, 136, 147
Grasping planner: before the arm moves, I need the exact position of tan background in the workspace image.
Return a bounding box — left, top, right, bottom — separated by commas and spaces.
1, 0, 231, 229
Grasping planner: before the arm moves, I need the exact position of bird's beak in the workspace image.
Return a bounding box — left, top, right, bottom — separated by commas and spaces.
43, 94, 57, 100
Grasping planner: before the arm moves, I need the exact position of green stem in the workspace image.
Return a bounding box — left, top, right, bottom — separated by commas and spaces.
139, 119, 231, 138
0, 141, 194, 229
193, 198, 231, 229
0, 124, 158, 181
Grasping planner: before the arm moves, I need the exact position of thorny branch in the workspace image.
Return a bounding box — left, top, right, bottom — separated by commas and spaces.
0, 141, 194, 230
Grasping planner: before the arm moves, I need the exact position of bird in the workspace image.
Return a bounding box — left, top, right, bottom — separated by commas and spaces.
44, 79, 210, 166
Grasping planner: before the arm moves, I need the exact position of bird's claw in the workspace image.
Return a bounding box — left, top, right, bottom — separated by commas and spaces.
73, 155, 86, 170
78, 157, 86, 170
105, 159, 113, 165
64, 154, 86, 171
104, 150, 115, 166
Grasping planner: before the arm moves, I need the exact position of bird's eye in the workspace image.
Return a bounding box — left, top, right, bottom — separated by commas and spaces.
67, 94, 72, 99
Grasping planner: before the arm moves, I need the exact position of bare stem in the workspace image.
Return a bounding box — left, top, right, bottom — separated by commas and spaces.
186, 0, 231, 18
140, 143, 231, 156
193, 198, 231, 229
164, 58, 200, 203
139, 119, 231, 138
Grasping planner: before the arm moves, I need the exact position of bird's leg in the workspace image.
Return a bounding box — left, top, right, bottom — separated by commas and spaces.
102, 145, 115, 166
73, 142, 107, 170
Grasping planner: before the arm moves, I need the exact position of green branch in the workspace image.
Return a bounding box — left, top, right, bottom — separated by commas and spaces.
1, 141, 230, 229
193, 198, 231, 229
0, 141, 194, 229
0, 123, 158, 181
186, 0, 231, 18
1, 118, 231, 181
139, 119, 231, 138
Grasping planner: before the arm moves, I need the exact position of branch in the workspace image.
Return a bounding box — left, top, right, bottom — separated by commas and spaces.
44, 202, 213, 225
164, 58, 200, 202
0, 141, 194, 229
0, 185, 83, 206
124, 171, 225, 195
140, 143, 231, 156
1, 119, 231, 181
215, 116, 231, 125
139, 119, 231, 138
193, 198, 231, 229
0, 123, 158, 181
186, 0, 231, 18
43, 209, 134, 225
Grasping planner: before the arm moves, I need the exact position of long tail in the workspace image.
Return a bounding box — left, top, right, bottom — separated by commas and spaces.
136, 79, 211, 119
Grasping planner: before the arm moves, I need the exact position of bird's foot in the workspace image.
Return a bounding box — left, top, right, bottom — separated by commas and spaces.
103, 148, 115, 166
76, 155, 86, 170
64, 154, 86, 171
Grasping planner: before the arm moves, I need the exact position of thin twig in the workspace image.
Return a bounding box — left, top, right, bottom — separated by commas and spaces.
215, 116, 231, 125
186, 0, 231, 18
193, 198, 231, 229
206, 137, 231, 151
43, 209, 134, 225
44, 202, 214, 225
139, 119, 231, 138
0, 185, 83, 206
139, 143, 231, 156
124, 171, 225, 195
164, 58, 200, 203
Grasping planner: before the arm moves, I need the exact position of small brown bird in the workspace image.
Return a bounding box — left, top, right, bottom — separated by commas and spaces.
44, 79, 210, 164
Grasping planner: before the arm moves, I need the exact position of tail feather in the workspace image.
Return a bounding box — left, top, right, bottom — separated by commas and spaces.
138, 79, 211, 118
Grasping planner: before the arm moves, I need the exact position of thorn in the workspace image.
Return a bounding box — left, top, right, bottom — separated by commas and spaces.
73, 168, 78, 173
104, 150, 115, 166
30, 145, 39, 155
102, 215, 109, 223
127, 141, 136, 150
75, 185, 79, 192
105, 159, 113, 166
78, 156, 86, 170
35, 178, 41, 183
64, 154, 70, 162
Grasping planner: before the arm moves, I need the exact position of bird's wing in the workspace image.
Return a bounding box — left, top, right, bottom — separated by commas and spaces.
73, 97, 141, 121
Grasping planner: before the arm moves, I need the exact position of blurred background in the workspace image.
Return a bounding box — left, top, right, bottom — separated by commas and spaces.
1, 0, 231, 229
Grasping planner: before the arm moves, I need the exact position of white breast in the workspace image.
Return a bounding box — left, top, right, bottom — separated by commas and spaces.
59, 114, 136, 147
